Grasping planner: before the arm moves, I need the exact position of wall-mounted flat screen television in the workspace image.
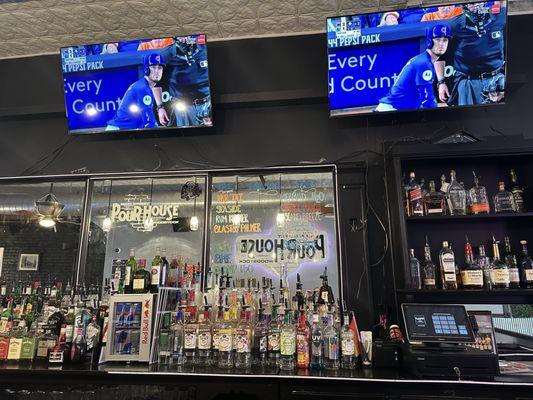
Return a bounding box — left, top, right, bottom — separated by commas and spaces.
327, 1, 507, 117
61, 34, 212, 134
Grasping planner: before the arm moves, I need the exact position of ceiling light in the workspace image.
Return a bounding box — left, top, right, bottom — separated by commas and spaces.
39, 217, 56, 228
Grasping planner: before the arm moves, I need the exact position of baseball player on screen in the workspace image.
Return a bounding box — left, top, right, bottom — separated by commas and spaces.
437, 2, 506, 105
106, 53, 165, 131
375, 24, 451, 112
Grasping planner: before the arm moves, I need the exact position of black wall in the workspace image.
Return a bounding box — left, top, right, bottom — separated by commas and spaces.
0, 14, 531, 327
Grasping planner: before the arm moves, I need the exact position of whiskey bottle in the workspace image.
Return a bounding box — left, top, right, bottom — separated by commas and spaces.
150, 247, 162, 293
518, 240, 533, 288
439, 241, 458, 290
491, 238, 510, 289
494, 182, 517, 213
504, 237, 520, 289
469, 171, 490, 214
318, 268, 335, 309
439, 174, 450, 194
296, 311, 310, 369
421, 239, 437, 290
423, 180, 446, 215
407, 172, 424, 216
408, 249, 422, 289
447, 170, 467, 215
124, 249, 136, 294
476, 245, 493, 290
460, 237, 483, 289
279, 304, 296, 370
510, 169, 525, 212
132, 259, 150, 294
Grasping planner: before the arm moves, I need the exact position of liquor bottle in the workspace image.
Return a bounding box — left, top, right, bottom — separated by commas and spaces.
170, 309, 185, 366
124, 249, 136, 294
159, 249, 169, 289
491, 237, 510, 289
420, 178, 428, 203
323, 309, 340, 370
408, 249, 422, 290
439, 174, 450, 194
504, 237, 520, 289
158, 312, 172, 365
293, 274, 305, 312
183, 313, 198, 366
460, 236, 483, 289
493, 181, 517, 213
402, 173, 410, 217
48, 324, 69, 364
279, 303, 296, 370
340, 311, 356, 370
211, 306, 223, 363
407, 172, 424, 216
70, 324, 87, 363
234, 304, 252, 369
518, 240, 533, 288
168, 255, 179, 287
217, 306, 234, 369
296, 311, 310, 369
35, 326, 57, 362
423, 180, 446, 215
439, 241, 458, 290
475, 245, 493, 290
421, 238, 436, 290
252, 303, 268, 366
318, 268, 335, 309
150, 247, 162, 294
469, 171, 490, 214
132, 258, 150, 294
447, 170, 467, 215
197, 306, 212, 367
510, 169, 525, 212
20, 323, 38, 363
309, 308, 324, 370
267, 305, 281, 367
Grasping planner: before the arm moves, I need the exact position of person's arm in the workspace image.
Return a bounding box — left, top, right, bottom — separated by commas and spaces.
418, 86, 437, 108
151, 86, 169, 125
434, 60, 450, 102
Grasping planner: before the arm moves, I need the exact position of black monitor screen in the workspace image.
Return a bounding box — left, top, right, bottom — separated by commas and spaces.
402, 304, 475, 343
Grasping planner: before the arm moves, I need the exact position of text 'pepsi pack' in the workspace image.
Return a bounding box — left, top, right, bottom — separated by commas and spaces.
61, 34, 212, 134
327, 1, 507, 117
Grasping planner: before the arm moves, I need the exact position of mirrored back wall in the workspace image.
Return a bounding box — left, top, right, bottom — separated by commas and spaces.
0, 166, 342, 301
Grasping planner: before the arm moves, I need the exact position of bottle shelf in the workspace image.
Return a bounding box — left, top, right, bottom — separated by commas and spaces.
397, 288, 533, 304
405, 212, 533, 222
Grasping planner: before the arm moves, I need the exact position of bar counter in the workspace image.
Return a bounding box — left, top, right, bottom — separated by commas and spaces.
0, 363, 531, 400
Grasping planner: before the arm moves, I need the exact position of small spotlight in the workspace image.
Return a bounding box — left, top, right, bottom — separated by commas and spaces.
86, 107, 97, 117
39, 217, 56, 228
248, 252, 254, 259
129, 104, 140, 113
174, 101, 187, 112
190, 216, 199, 231
102, 217, 112, 232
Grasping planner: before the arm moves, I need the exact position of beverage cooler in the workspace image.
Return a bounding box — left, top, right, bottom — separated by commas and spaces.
105, 293, 156, 362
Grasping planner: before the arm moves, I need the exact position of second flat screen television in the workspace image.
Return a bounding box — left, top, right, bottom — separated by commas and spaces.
62, 35, 212, 134
327, 1, 507, 116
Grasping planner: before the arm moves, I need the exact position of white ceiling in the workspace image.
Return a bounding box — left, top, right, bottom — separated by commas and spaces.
0, 0, 531, 59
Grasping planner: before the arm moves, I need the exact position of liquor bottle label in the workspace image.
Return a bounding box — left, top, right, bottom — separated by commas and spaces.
133, 279, 145, 290
471, 203, 490, 214
20, 338, 36, 360
325, 338, 339, 360
296, 335, 309, 364
124, 266, 131, 285
36, 339, 55, 358
512, 190, 524, 210
409, 188, 421, 202
525, 270, 533, 281
49, 350, 64, 363
311, 333, 323, 355
184, 325, 198, 349
268, 332, 280, 351
0, 338, 10, 360
0, 319, 8, 335
423, 278, 435, 286
491, 269, 510, 284
321, 291, 329, 303
218, 328, 232, 352
444, 273, 457, 282
212, 330, 220, 350
441, 255, 455, 273
280, 333, 295, 356
198, 331, 212, 350
235, 329, 250, 353
341, 336, 355, 356
86, 325, 100, 350
259, 336, 267, 353
461, 270, 483, 286
151, 265, 160, 286
509, 268, 520, 283
427, 207, 444, 214
7, 338, 22, 360
65, 324, 74, 343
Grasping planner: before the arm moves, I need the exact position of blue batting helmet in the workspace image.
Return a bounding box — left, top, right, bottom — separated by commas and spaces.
426, 24, 451, 49
143, 53, 166, 75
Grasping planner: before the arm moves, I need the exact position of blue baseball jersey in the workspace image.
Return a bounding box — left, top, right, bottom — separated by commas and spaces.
167, 44, 210, 100
107, 77, 158, 130
448, 8, 505, 75
379, 51, 437, 110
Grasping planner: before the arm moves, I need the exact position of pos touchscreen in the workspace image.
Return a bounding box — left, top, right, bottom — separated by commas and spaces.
402, 304, 475, 343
